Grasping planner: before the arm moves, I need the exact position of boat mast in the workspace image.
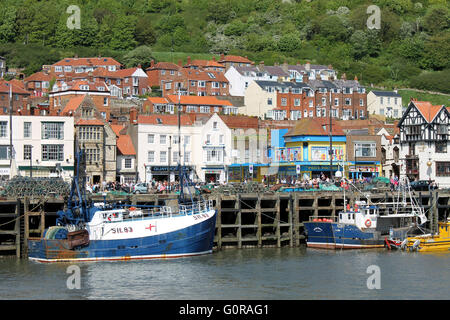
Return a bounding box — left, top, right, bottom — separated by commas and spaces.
9, 84, 13, 171
178, 89, 183, 203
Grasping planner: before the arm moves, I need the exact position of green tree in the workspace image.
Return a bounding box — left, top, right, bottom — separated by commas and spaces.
122, 45, 154, 69
423, 5, 450, 35
0, 6, 17, 43
349, 30, 368, 59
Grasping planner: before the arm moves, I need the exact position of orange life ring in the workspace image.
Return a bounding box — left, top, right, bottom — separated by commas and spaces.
365, 219, 372, 228
129, 207, 136, 211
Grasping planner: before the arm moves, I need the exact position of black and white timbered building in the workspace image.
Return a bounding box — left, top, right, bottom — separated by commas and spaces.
397, 99, 450, 186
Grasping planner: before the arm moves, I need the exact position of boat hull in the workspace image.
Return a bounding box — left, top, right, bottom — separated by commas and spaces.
304, 221, 385, 249
28, 212, 216, 263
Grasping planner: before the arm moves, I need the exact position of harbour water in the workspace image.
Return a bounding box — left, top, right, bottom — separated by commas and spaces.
0, 247, 449, 300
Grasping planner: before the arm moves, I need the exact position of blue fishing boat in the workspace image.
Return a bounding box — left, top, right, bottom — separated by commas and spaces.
304, 177, 427, 249
28, 150, 216, 263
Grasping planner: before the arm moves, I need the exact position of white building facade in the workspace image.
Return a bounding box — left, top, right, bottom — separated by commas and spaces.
398, 100, 450, 187
0, 115, 75, 181
367, 91, 403, 118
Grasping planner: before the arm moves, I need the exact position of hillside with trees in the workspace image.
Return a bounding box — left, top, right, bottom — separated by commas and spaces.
0, 0, 448, 93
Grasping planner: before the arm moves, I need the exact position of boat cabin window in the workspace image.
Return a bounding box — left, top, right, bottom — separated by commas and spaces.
352, 214, 355, 220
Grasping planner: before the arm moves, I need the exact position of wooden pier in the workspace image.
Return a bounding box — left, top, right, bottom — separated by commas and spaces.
0, 190, 449, 258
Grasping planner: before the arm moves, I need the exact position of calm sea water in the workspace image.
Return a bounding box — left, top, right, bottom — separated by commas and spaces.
0, 247, 449, 300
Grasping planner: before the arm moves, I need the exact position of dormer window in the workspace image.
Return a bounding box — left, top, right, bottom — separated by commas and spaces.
80, 85, 89, 90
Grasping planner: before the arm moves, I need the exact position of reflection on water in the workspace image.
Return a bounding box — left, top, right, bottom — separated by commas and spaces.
1, 247, 449, 300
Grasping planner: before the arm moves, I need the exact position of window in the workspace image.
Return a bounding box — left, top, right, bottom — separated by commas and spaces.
354, 142, 376, 157
322, 97, 326, 106
436, 162, 450, 177
436, 141, 447, 153
64, 66, 72, 72
55, 66, 62, 72
103, 97, 108, 106
148, 134, 154, 144
184, 151, 190, 163
79, 126, 101, 141
304, 110, 308, 118
173, 151, 178, 163
360, 110, 364, 118
170, 70, 175, 75
394, 98, 398, 105
359, 99, 364, 106
160, 151, 167, 163
219, 135, 224, 144
124, 158, 132, 169
23, 145, 32, 160
213, 82, 219, 88
83, 148, 100, 162
190, 81, 196, 87
200, 106, 210, 113
0, 121, 7, 137
42, 144, 64, 161
198, 81, 206, 87
309, 100, 313, 108
334, 98, 339, 106
267, 98, 272, 105
206, 134, 211, 144
42, 122, 64, 140
165, 82, 171, 90
281, 98, 287, 106
0, 146, 11, 160
213, 121, 218, 130
148, 151, 154, 163
160, 135, 166, 144
294, 98, 300, 106
22, 122, 31, 139
345, 98, 352, 106
380, 97, 383, 105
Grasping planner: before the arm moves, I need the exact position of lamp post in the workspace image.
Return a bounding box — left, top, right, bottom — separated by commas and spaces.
29, 146, 33, 178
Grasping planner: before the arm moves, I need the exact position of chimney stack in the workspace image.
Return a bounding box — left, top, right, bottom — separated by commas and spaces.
305, 61, 311, 71
220, 53, 225, 61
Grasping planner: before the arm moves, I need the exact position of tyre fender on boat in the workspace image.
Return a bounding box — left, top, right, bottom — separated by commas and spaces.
365, 219, 372, 228
400, 239, 408, 250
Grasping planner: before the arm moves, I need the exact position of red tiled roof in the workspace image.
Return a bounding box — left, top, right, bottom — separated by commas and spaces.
76, 119, 105, 126
219, 55, 253, 64
412, 100, 444, 123
54, 80, 109, 92
62, 95, 86, 114
147, 97, 169, 104
24, 72, 53, 82
117, 135, 136, 156
0, 80, 30, 95
137, 114, 196, 126
53, 57, 121, 67
147, 62, 180, 71
284, 118, 345, 137
166, 95, 233, 106
185, 59, 225, 69
218, 115, 259, 129
110, 124, 126, 136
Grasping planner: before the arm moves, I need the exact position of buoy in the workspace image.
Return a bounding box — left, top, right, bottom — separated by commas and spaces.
365, 219, 372, 228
